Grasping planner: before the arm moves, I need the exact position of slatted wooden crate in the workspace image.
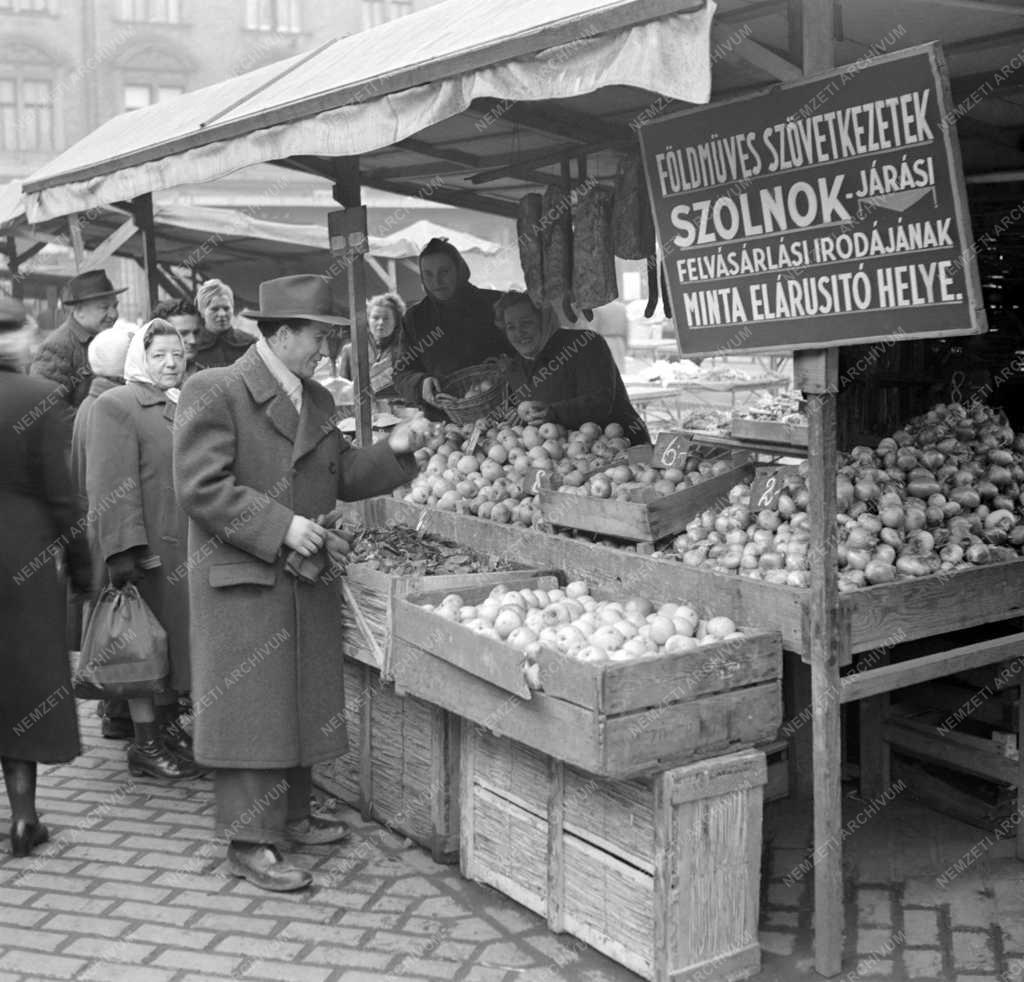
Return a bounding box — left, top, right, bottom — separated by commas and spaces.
729, 417, 809, 448
461, 728, 766, 981
392, 576, 783, 778
339, 565, 539, 677
313, 657, 460, 862
537, 464, 754, 543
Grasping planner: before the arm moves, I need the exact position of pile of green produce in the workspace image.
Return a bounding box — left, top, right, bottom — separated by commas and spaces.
347, 523, 520, 577
667, 403, 1024, 589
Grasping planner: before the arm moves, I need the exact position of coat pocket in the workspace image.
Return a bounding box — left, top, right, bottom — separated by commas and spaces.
209, 560, 278, 589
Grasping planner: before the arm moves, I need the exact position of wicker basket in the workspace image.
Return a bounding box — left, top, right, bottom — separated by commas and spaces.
440, 358, 510, 424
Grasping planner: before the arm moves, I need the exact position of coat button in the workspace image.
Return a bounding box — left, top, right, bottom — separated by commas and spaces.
328, 461, 337, 474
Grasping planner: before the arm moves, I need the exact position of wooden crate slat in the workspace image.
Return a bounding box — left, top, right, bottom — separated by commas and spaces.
538, 465, 754, 542
840, 632, 1024, 703
600, 632, 781, 714
883, 714, 1018, 784
730, 417, 809, 447
602, 683, 782, 777
393, 637, 606, 772
563, 834, 655, 978
395, 602, 534, 699
841, 561, 1024, 654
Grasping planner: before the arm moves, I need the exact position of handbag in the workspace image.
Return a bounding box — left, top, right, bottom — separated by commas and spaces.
73, 585, 170, 699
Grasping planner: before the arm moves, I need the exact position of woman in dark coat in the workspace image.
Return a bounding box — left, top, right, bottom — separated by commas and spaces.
86, 320, 199, 781
392, 238, 513, 418
495, 290, 649, 445
0, 298, 92, 856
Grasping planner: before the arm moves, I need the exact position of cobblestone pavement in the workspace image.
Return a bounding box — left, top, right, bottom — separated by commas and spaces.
3, 707, 1024, 981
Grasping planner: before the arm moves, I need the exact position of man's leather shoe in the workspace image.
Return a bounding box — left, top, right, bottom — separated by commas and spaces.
286, 814, 350, 846
226, 842, 312, 892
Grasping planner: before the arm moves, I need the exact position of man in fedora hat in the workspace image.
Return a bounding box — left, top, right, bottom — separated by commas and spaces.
173, 274, 425, 892
30, 270, 126, 410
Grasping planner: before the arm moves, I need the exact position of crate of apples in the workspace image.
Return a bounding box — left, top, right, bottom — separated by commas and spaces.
400, 419, 634, 527
391, 576, 783, 777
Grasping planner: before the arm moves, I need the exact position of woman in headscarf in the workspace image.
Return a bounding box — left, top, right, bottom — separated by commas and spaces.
193, 279, 254, 371
495, 291, 649, 445
0, 299, 92, 856
86, 319, 199, 780
392, 238, 513, 418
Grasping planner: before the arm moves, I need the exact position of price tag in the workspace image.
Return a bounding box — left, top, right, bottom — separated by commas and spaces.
651, 432, 691, 469
523, 467, 561, 495
749, 465, 801, 511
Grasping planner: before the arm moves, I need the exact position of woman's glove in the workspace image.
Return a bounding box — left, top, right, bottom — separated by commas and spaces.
107, 548, 145, 589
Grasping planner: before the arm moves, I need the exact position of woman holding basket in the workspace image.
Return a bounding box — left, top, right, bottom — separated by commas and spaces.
392, 238, 513, 419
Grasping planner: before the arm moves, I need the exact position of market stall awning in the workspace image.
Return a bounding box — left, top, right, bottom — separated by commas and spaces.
0, 193, 502, 302
22, 0, 712, 223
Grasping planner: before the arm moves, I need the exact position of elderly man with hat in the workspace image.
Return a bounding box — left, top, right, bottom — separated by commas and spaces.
392, 237, 513, 418
30, 270, 126, 410
173, 274, 425, 892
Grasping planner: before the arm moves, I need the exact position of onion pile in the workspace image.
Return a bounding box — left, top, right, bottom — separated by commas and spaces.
668, 403, 1024, 589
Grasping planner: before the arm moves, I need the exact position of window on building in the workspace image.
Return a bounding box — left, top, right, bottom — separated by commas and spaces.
245, 0, 301, 33
0, 0, 55, 13
0, 75, 54, 150
362, 0, 413, 29
123, 82, 185, 111
116, 0, 182, 23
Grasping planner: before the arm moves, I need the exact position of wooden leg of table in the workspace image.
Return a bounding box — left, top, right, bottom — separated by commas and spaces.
1017, 680, 1024, 861
785, 650, 814, 797
859, 649, 891, 800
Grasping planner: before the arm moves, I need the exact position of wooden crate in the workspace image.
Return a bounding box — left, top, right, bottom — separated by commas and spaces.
729, 417, 808, 448
537, 465, 754, 542
391, 576, 783, 778
339, 566, 547, 677
461, 728, 766, 982
313, 657, 460, 862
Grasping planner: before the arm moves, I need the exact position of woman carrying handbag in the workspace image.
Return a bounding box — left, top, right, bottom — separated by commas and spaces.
85, 319, 199, 780
0, 299, 92, 856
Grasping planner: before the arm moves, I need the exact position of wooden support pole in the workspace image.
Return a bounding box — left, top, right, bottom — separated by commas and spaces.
331, 157, 372, 446
66, 215, 85, 271
5, 236, 22, 300
130, 194, 159, 314
795, 0, 842, 974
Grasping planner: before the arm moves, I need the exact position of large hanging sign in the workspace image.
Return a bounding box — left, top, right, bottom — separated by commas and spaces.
637, 43, 986, 357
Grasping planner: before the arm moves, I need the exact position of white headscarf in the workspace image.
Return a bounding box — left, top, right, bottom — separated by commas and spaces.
124, 319, 184, 404
88, 326, 134, 377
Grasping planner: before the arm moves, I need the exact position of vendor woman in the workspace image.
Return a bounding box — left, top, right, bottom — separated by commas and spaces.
392, 238, 513, 418
495, 290, 649, 445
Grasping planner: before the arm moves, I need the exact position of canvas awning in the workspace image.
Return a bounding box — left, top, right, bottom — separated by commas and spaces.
22, 0, 712, 223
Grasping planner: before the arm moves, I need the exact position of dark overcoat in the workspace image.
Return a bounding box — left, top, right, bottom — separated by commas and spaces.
29, 316, 94, 409
507, 328, 650, 445
192, 326, 254, 371
85, 381, 191, 692
0, 369, 91, 761
172, 346, 415, 769
70, 375, 120, 511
